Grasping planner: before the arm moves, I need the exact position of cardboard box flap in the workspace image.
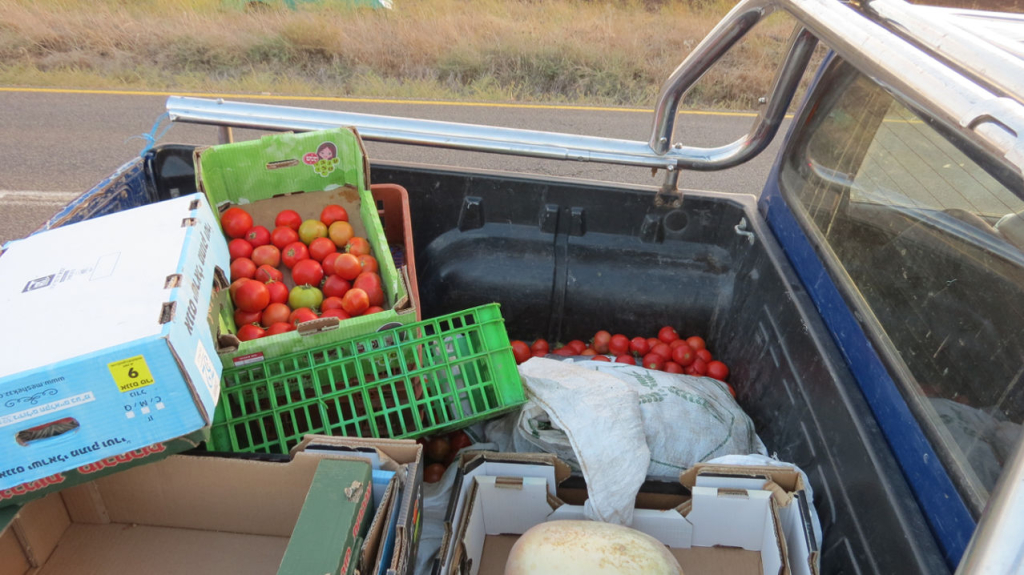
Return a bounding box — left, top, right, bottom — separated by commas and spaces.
295, 435, 422, 469
681, 463, 804, 505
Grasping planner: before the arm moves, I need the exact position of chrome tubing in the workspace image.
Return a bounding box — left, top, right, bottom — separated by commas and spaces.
955, 433, 1024, 574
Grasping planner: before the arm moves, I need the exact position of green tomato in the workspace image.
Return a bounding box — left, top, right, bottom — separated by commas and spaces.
288, 285, 323, 311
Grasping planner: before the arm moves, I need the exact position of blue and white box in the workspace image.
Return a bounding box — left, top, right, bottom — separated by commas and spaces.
0, 193, 229, 491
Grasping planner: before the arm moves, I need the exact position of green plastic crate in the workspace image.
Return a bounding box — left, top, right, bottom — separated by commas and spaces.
208, 304, 525, 454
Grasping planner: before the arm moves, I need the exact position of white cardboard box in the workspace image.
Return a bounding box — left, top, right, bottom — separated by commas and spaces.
0, 194, 229, 491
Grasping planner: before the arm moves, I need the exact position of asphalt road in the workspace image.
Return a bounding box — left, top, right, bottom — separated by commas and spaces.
0, 89, 787, 245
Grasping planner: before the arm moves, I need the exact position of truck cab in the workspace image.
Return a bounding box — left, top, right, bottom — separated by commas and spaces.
37, 0, 1024, 572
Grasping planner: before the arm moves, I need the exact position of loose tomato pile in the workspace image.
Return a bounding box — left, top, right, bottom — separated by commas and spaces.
221, 204, 387, 341
510, 326, 734, 395
417, 430, 474, 483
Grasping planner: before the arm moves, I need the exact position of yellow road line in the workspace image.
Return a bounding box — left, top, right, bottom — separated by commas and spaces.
0, 86, 761, 118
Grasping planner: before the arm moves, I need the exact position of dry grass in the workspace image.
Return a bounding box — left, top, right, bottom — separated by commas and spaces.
0, 0, 806, 109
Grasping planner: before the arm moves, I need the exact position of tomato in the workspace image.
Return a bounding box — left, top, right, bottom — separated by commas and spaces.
298, 219, 328, 245
592, 330, 611, 354
532, 350, 547, 357
449, 430, 473, 453
289, 285, 323, 311
552, 347, 575, 356
261, 302, 292, 327
322, 275, 351, 298
664, 361, 684, 374
281, 241, 310, 269
658, 326, 680, 344
511, 340, 531, 364
686, 336, 707, 351
271, 226, 300, 250
265, 322, 295, 336
251, 245, 281, 268
255, 264, 284, 284
590, 355, 611, 362
321, 308, 351, 320
321, 252, 343, 276
706, 360, 729, 381
321, 296, 345, 311
341, 288, 370, 316
353, 273, 384, 307
357, 254, 379, 274
580, 348, 597, 356
629, 337, 650, 355
608, 334, 630, 356
291, 259, 324, 287
237, 323, 266, 341
220, 207, 253, 239
531, 339, 550, 355
365, 306, 384, 314
671, 345, 696, 367
423, 463, 446, 483
696, 349, 713, 363
230, 257, 256, 281
275, 209, 302, 232
234, 308, 262, 327
727, 384, 737, 398
614, 354, 636, 365
245, 225, 271, 247
669, 339, 689, 349
650, 343, 672, 360
642, 353, 665, 371
320, 204, 349, 226
265, 280, 289, 305
234, 280, 270, 313
329, 221, 355, 248
566, 340, 587, 355
647, 337, 661, 351
345, 237, 371, 257
333, 253, 362, 281
305, 237, 334, 262
290, 307, 319, 325
228, 238, 253, 261
689, 358, 708, 376
229, 278, 250, 300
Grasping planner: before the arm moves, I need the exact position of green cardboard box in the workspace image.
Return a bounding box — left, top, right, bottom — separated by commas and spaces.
194, 128, 415, 368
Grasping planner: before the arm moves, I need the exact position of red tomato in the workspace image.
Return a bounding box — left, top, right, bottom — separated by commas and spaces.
245, 226, 271, 247
706, 361, 729, 381
531, 339, 550, 355
255, 264, 284, 284
449, 431, 473, 453
580, 348, 597, 356
511, 340, 531, 364
275, 209, 302, 232
642, 353, 665, 371
365, 306, 385, 315
220, 207, 252, 239
630, 337, 650, 355
686, 336, 707, 351
566, 340, 587, 355
234, 308, 262, 327
290, 307, 319, 325
532, 350, 547, 357
345, 237, 371, 257
230, 257, 257, 281
237, 323, 266, 341
341, 288, 370, 316
357, 254, 379, 274
322, 275, 351, 298
658, 326, 680, 344
321, 296, 345, 311
261, 302, 291, 327
650, 343, 672, 360
265, 280, 289, 305
669, 339, 689, 349
614, 354, 636, 365
281, 241, 310, 269
321, 308, 351, 320
608, 334, 630, 356
308, 237, 337, 262
696, 349, 713, 363
228, 238, 253, 261
265, 322, 295, 336
664, 361, 684, 374
320, 204, 349, 226
353, 273, 384, 307
689, 358, 708, 376
646, 337, 661, 351
671, 345, 696, 367
229, 278, 250, 300
333, 253, 362, 281
271, 226, 300, 250
291, 259, 324, 287
728, 384, 737, 398
321, 252, 343, 276
423, 463, 445, 483
234, 280, 270, 313
592, 330, 611, 354
251, 245, 281, 268
590, 355, 612, 362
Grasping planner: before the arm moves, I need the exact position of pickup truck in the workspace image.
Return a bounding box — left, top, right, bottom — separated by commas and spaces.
32, 0, 1024, 572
